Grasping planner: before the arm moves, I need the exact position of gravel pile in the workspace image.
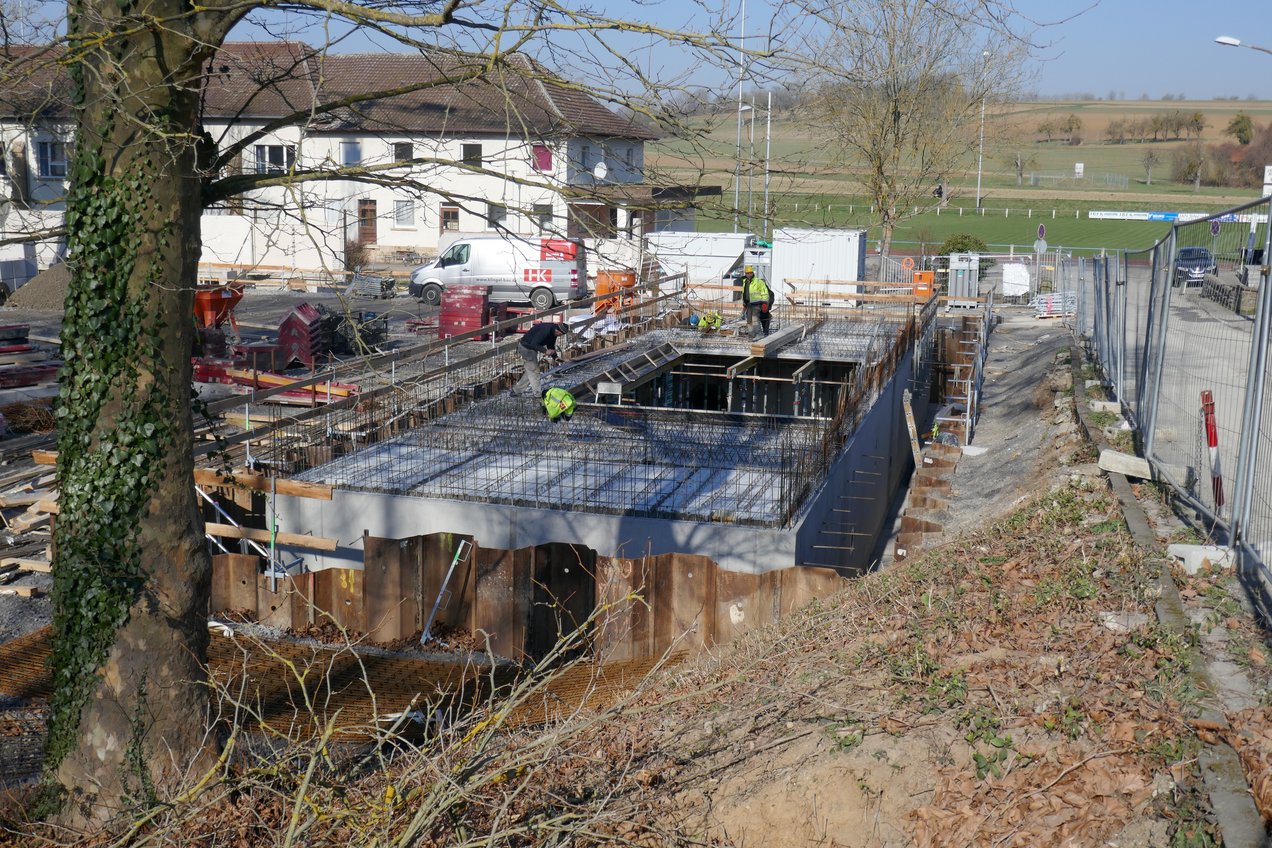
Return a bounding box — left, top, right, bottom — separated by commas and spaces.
8, 263, 69, 311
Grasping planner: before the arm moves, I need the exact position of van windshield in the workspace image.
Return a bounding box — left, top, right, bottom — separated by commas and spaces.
440, 244, 470, 267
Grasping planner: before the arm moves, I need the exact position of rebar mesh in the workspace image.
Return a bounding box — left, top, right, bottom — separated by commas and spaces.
200, 298, 924, 530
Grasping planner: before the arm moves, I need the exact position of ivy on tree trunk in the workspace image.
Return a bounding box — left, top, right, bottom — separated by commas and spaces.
48, 0, 219, 825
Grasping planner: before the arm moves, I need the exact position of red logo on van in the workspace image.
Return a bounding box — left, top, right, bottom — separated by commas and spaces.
524, 268, 553, 283
540, 239, 578, 261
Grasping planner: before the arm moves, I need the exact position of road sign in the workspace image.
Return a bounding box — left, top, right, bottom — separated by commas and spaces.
1033, 238, 1048, 254
1037, 224, 1046, 240
1211, 220, 1221, 236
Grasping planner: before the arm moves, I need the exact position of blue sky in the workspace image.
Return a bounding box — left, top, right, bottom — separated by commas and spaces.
19, 0, 1272, 100
1022, 0, 1272, 99
222, 0, 1272, 101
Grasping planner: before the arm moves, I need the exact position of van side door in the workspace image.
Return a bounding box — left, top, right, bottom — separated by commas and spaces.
436, 242, 472, 286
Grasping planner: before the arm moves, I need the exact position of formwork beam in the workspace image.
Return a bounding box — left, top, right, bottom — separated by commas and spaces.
726, 356, 759, 380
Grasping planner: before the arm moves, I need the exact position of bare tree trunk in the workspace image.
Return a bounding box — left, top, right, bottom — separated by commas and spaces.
49, 5, 217, 827
878, 212, 895, 263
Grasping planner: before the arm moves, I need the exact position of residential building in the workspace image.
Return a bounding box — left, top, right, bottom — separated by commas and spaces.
0, 42, 717, 282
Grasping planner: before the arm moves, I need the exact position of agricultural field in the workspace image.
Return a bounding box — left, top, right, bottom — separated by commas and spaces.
648, 99, 1272, 255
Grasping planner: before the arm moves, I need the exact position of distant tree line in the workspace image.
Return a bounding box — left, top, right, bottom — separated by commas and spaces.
1036, 114, 1082, 144
1148, 118, 1272, 190
1100, 111, 1206, 144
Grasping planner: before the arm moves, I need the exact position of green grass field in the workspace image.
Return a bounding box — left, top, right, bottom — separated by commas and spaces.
649, 98, 1272, 255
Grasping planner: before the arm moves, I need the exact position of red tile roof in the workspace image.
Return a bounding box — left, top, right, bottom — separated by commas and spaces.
0, 42, 656, 140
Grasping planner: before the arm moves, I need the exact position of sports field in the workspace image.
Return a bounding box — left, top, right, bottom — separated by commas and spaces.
647, 99, 1272, 255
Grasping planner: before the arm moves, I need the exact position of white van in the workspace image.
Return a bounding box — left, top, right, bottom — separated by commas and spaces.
408, 236, 588, 310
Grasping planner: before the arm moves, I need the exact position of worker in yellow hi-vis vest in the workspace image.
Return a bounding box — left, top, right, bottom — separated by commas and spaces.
542, 387, 576, 422
740, 265, 772, 339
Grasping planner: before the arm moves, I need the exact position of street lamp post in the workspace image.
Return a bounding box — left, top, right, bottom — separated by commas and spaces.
733, 0, 746, 232
737, 103, 752, 231
975, 50, 989, 210
747, 97, 757, 225
1216, 35, 1272, 57
763, 90, 772, 239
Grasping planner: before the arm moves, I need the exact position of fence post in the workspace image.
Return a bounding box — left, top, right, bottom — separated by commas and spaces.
1144, 232, 1176, 459
1117, 250, 1129, 406
1231, 197, 1272, 538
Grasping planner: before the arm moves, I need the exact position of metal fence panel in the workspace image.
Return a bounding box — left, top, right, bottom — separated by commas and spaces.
1085, 198, 1271, 571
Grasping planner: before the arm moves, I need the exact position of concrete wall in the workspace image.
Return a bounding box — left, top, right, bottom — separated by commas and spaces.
275, 489, 798, 575
794, 345, 915, 572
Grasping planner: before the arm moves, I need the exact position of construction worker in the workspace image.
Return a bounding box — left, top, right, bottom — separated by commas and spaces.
542, 387, 576, 422
514, 322, 567, 397
700, 311, 722, 332
740, 265, 772, 338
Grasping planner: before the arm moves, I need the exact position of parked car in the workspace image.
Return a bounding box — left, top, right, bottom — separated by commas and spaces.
408, 236, 588, 310
1172, 246, 1217, 288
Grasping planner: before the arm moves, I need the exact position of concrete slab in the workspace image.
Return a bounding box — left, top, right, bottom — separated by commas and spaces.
1166, 543, 1235, 576
1098, 449, 1151, 480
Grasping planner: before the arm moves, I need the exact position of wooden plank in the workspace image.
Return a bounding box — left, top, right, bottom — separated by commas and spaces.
902, 389, 923, 468
0, 492, 44, 507
32, 452, 333, 500
0, 585, 38, 597
750, 324, 804, 357
204, 522, 338, 551
2, 558, 50, 573
194, 469, 333, 500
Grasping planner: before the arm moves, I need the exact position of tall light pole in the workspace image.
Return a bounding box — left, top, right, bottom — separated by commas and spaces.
733, 0, 746, 232
763, 90, 772, 239
747, 97, 757, 225
737, 103, 752, 231
975, 50, 989, 210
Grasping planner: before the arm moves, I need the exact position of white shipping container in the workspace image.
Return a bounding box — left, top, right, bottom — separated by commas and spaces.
769, 227, 866, 305
644, 232, 754, 286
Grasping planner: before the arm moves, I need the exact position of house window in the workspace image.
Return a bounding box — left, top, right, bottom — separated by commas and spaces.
37, 141, 68, 178
533, 203, 554, 233
531, 144, 552, 172
393, 142, 413, 162
341, 141, 362, 167
625, 147, 634, 167
253, 144, 295, 175
580, 144, 592, 170
568, 203, 617, 239
394, 199, 415, 228
462, 144, 482, 167
486, 202, 508, 230
440, 204, 460, 233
